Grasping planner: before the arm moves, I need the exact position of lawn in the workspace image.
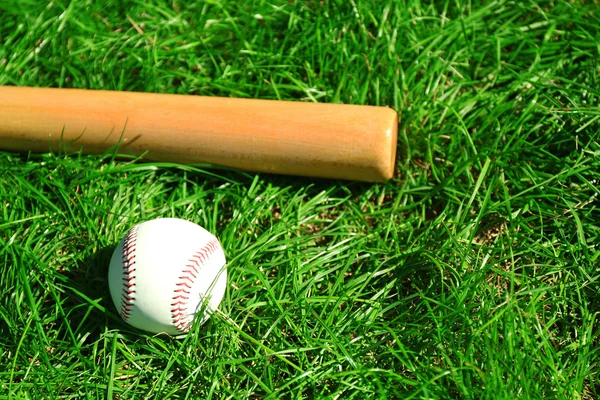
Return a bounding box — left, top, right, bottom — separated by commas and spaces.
1, 0, 599, 398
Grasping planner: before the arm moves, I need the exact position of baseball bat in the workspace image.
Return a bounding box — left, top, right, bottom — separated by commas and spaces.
0, 86, 398, 181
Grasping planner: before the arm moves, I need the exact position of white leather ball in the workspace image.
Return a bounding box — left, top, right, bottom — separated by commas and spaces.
108, 218, 227, 335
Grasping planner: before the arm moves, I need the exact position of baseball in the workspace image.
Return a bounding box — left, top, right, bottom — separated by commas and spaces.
108, 218, 227, 335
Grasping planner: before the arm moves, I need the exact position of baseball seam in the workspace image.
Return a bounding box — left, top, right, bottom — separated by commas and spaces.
171, 238, 221, 333
119, 226, 138, 321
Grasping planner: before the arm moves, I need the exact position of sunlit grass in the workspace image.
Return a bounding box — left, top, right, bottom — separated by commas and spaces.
1, 0, 599, 398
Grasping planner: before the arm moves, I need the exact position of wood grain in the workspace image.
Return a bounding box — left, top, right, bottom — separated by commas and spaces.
0, 86, 398, 181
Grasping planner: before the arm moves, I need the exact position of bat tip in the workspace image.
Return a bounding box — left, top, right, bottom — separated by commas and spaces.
374, 108, 399, 181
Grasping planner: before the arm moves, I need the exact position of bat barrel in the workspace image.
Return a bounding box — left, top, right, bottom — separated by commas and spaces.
0, 86, 398, 181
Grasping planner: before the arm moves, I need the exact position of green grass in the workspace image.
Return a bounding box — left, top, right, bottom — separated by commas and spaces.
1, 0, 600, 398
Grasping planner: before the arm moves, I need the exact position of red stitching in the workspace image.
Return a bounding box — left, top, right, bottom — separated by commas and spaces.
119, 226, 138, 321
182, 268, 198, 278
170, 238, 221, 333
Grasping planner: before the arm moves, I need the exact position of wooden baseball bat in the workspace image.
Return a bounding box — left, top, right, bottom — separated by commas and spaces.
0, 86, 397, 181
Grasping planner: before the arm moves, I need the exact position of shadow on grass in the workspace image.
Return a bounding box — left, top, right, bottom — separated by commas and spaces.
57, 242, 131, 343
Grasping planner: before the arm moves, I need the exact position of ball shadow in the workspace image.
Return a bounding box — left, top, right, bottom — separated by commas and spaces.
59, 243, 134, 342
